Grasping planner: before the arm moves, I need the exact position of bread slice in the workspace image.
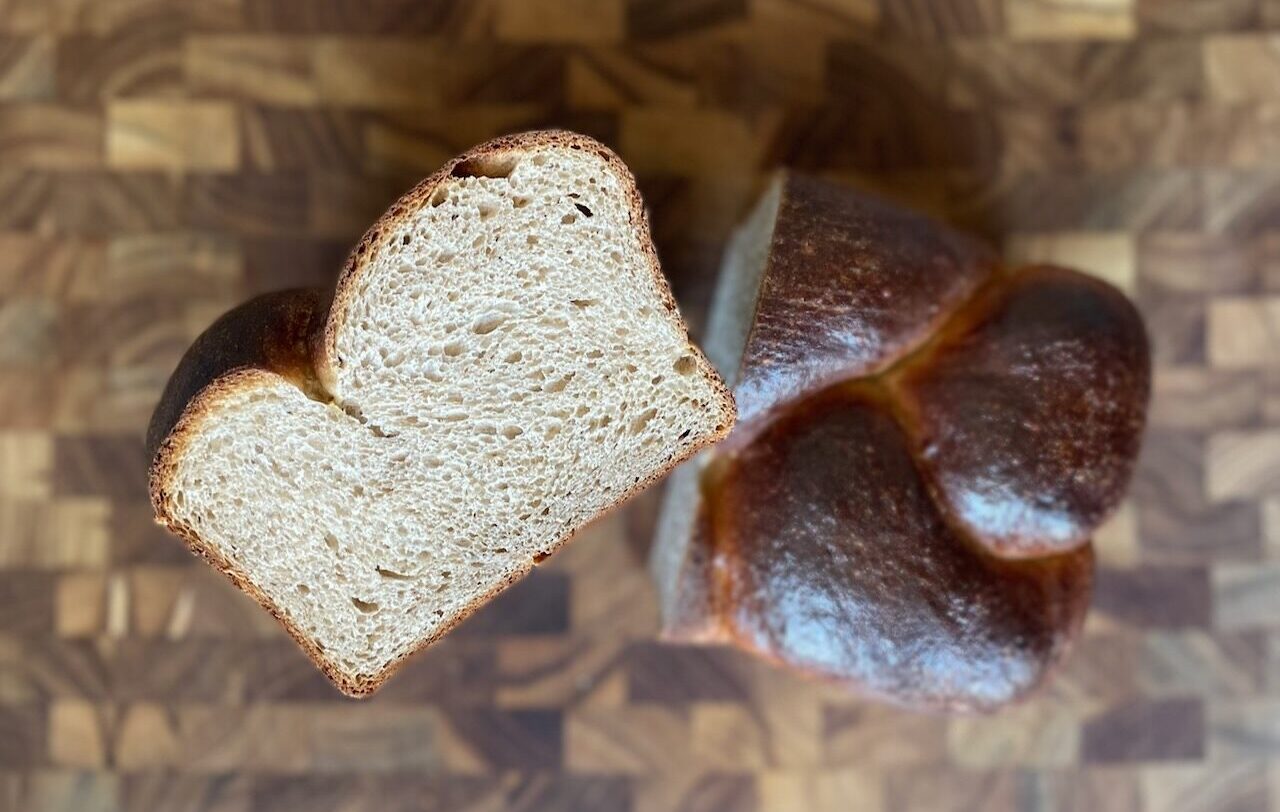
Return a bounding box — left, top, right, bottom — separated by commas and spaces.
653, 173, 1149, 711
147, 131, 735, 696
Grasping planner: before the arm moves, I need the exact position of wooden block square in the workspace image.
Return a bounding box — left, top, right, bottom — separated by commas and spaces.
313, 39, 446, 108
1207, 698, 1280, 759
566, 707, 692, 773
634, 771, 755, 812
1094, 501, 1138, 566
1206, 33, 1280, 101
822, 702, 947, 768
0, 430, 51, 498
1006, 0, 1136, 40
116, 703, 181, 770
0, 103, 102, 168
759, 770, 882, 812
1207, 429, 1280, 499
185, 35, 319, 105
497, 0, 624, 42
1082, 698, 1205, 762
56, 570, 106, 636
48, 699, 108, 767
107, 100, 240, 171
0, 34, 55, 100
1137, 631, 1266, 696
0, 296, 56, 365
1005, 231, 1136, 292
1208, 296, 1280, 368
57, 30, 182, 102
621, 110, 764, 174
946, 702, 1079, 767
1214, 561, 1280, 629
1140, 759, 1270, 812
0, 497, 109, 569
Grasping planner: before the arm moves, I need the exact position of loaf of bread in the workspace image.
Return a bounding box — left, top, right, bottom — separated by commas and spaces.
652, 174, 1150, 712
147, 131, 735, 696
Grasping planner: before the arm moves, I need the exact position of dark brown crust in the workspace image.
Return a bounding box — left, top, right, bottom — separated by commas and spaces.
714, 388, 1094, 712
147, 130, 736, 697
895, 265, 1152, 558
662, 174, 1150, 712
726, 174, 996, 450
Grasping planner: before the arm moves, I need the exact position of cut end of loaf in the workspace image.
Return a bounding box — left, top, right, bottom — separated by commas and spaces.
150, 131, 734, 695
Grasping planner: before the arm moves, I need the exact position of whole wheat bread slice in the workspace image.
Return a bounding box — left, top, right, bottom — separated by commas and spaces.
147, 131, 735, 696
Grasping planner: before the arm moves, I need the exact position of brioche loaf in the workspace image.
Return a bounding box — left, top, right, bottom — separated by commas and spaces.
148, 131, 735, 696
652, 174, 1149, 712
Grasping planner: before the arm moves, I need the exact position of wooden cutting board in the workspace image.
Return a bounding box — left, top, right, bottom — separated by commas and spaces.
1, 1, 1277, 810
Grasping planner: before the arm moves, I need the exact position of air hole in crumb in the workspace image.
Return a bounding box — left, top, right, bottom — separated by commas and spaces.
533, 552, 550, 564
630, 408, 658, 434
430, 188, 449, 207
401, 233, 411, 246
351, 597, 379, 613
513, 196, 531, 208
297, 584, 310, 595
472, 314, 505, 335
526, 234, 539, 246
451, 154, 517, 178
570, 298, 596, 308
504, 350, 522, 363
502, 425, 523, 439
478, 204, 496, 220
673, 355, 697, 375
561, 212, 577, 225
377, 567, 414, 581
586, 349, 603, 359
324, 533, 340, 553
574, 203, 593, 218
678, 429, 691, 440
443, 341, 464, 357
544, 373, 574, 393
494, 547, 509, 554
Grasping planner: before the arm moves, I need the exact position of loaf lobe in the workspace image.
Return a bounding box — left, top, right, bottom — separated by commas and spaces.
732, 174, 995, 445
717, 388, 1093, 711
898, 266, 1151, 557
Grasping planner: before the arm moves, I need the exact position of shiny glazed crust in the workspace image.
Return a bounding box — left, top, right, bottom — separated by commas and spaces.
660, 173, 1150, 712
147, 131, 735, 697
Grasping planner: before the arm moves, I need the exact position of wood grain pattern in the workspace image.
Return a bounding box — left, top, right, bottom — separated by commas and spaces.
0, 0, 1277, 809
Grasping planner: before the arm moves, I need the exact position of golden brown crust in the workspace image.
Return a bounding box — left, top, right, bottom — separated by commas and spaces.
663, 174, 1149, 712
147, 131, 734, 698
